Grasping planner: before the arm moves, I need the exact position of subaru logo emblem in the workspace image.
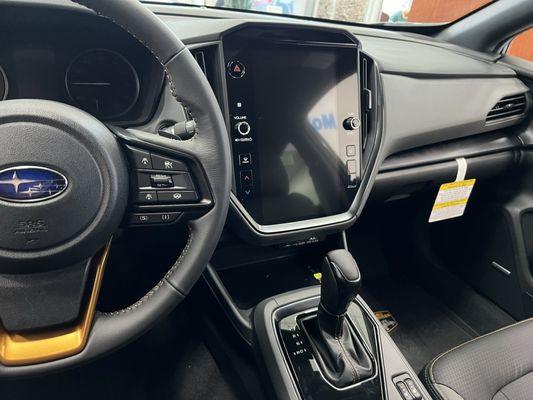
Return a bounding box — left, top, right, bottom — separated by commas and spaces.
0, 166, 68, 203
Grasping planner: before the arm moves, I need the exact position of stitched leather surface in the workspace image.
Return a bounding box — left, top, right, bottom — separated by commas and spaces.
422, 318, 533, 400
0, 0, 231, 377
493, 372, 533, 400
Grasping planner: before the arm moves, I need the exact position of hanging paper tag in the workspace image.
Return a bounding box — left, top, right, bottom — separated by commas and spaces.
429, 158, 475, 223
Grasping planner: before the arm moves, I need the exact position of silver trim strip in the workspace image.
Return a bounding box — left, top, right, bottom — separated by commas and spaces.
0, 66, 8, 101
491, 261, 511, 276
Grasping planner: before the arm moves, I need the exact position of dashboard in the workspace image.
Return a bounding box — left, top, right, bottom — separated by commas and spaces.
1, 1, 531, 244
0, 5, 164, 125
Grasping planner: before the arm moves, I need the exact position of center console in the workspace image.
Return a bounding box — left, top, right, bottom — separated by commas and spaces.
250, 248, 431, 400
199, 23, 428, 400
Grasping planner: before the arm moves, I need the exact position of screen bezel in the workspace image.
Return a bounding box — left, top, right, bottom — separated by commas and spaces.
219, 24, 373, 236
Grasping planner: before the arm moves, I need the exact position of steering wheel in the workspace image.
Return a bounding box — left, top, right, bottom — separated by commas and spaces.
0, 0, 231, 377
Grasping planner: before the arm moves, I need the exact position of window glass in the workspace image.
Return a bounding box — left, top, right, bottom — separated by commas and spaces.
507, 28, 533, 63
152, 0, 495, 25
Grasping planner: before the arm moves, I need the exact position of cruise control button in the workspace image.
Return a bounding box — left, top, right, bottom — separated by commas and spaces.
137, 191, 157, 204
172, 173, 195, 190
157, 190, 198, 203
129, 212, 181, 225
150, 174, 174, 188
151, 154, 188, 171
126, 146, 152, 169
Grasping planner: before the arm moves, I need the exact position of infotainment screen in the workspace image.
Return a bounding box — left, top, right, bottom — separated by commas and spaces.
224, 28, 361, 226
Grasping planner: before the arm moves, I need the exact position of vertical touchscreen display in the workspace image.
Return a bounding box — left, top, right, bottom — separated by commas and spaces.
225, 33, 361, 226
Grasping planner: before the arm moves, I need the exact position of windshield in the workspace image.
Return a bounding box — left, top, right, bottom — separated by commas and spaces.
153, 0, 494, 25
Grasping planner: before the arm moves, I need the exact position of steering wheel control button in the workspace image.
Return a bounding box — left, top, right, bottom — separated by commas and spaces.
157, 190, 198, 203
240, 170, 253, 185
151, 154, 188, 172
239, 153, 252, 166
235, 121, 251, 136
137, 191, 157, 204
129, 212, 181, 225
126, 146, 152, 169
150, 173, 174, 188
172, 173, 195, 190
228, 60, 245, 79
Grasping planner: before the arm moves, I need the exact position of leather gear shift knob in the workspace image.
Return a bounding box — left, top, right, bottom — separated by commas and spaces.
319, 249, 361, 316
305, 249, 373, 387
318, 249, 361, 337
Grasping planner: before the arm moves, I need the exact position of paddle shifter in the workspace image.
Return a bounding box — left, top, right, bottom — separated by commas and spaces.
304, 249, 373, 388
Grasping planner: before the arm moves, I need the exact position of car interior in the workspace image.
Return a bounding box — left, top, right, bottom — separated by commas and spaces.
0, 0, 533, 399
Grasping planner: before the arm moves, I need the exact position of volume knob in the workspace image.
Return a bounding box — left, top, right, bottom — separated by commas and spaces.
236, 121, 251, 136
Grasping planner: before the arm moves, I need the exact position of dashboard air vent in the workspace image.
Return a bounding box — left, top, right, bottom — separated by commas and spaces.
486, 94, 527, 124
194, 50, 208, 78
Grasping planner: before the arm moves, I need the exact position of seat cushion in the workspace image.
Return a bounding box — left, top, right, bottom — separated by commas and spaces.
421, 318, 533, 400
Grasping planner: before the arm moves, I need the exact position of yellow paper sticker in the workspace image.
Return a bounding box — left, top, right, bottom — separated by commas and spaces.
429, 179, 476, 223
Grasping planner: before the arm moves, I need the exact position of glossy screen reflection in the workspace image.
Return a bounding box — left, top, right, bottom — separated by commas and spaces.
250, 43, 359, 224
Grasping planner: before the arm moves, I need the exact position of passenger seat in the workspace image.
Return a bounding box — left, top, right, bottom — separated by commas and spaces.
421, 318, 533, 400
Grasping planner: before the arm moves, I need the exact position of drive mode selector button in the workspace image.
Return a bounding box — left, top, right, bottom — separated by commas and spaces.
235, 121, 251, 136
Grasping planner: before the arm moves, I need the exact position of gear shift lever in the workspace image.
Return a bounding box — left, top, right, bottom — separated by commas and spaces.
318, 249, 362, 338
303, 249, 373, 388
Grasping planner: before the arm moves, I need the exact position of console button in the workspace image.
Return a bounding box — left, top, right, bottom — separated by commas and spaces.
239, 153, 252, 166
343, 116, 360, 131
151, 154, 188, 172
129, 212, 181, 225
150, 174, 174, 188
396, 382, 414, 400
228, 60, 245, 79
405, 379, 422, 400
126, 146, 152, 169
346, 160, 357, 174
241, 186, 253, 199
235, 121, 251, 136
240, 170, 253, 185
137, 191, 157, 204
157, 190, 198, 203
346, 145, 356, 157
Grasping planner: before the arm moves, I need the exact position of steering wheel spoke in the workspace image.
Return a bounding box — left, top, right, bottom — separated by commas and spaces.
110, 126, 215, 227
0, 241, 111, 366
0, 0, 231, 376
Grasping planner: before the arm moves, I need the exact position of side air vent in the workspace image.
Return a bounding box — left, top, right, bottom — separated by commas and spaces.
360, 53, 373, 152
194, 50, 208, 78
486, 94, 528, 124
190, 45, 221, 100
